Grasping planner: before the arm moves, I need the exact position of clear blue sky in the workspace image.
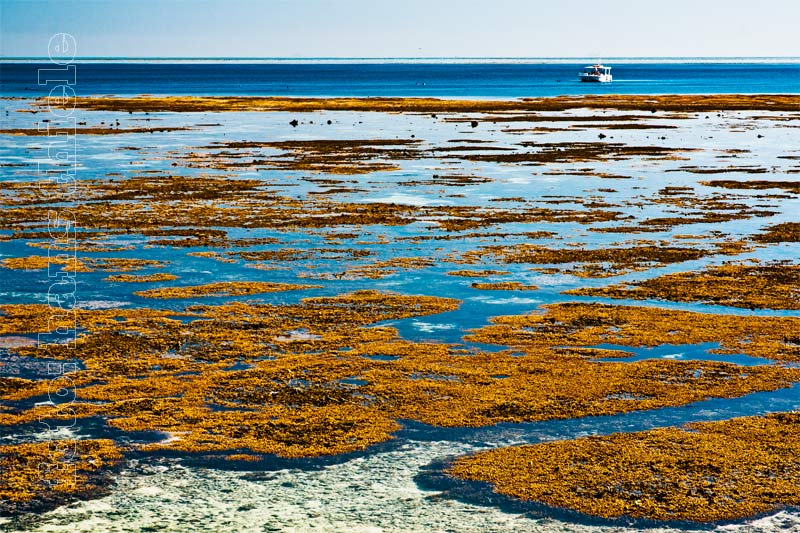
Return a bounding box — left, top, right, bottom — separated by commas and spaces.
2, 0, 799, 58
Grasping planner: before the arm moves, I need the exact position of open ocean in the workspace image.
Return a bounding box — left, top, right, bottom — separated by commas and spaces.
1, 59, 799, 97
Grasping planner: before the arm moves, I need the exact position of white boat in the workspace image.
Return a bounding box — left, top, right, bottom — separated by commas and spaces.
579, 64, 612, 83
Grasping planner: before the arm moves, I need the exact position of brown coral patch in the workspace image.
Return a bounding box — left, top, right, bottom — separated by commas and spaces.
104, 273, 178, 283
0, 255, 167, 273
471, 282, 539, 291
447, 270, 511, 278
448, 413, 800, 523
133, 281, 319, 299
566, 263, 800, 310
0, 439, 122, 515
1, 295, 798, 446
1, 255, 84, 272
454, 142, 695, 165
299, 257, 434, 280
184, 139, 421, 174
754, 222, 800, 243
0, 126, 191, 136
0, 178, 623, 234
61, 95, 800, 114
454, 244, 737, 278
702, 180, 800, 194
670, 165, 768, 174
466, 302, 800, 362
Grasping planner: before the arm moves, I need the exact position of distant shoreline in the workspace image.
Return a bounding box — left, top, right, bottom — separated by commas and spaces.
46, 94, 800, 113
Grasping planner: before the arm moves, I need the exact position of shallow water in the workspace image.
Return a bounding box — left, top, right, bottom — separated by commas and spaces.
2, 87, 800, 531
4, 433, 800, 533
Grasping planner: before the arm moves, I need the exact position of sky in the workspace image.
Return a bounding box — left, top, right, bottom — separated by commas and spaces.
1, 0, 799, 58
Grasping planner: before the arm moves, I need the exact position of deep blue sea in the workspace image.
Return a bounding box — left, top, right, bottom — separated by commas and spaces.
1, 60, 799, 97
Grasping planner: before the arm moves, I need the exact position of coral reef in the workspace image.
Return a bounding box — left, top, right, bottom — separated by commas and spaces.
566, 262, 800, 309
449, 413, 800, 522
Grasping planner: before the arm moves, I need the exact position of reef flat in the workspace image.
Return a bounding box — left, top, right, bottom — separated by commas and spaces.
2, 93, 800, 527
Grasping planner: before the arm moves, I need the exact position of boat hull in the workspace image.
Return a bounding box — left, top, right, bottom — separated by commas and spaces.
579, 74, 612, 83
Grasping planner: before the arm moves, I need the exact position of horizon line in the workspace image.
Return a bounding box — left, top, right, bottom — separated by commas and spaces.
3, 55, 800, 60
